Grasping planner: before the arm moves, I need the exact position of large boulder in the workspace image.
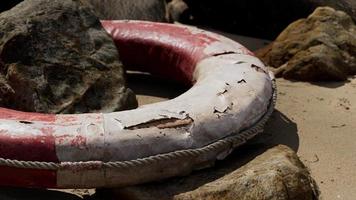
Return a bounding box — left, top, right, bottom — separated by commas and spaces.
110, 145, 319, 200
0, 0, 137, 113
256, 7, 356, 81
170, 0, 356, 40
1, 0, 168, 22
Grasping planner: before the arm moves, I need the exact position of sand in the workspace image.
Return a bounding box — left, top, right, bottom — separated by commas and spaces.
0, 33, 354, 200
262, 78, 356, 200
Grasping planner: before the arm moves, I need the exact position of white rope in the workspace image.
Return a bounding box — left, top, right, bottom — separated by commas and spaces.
0, 80, 277, 170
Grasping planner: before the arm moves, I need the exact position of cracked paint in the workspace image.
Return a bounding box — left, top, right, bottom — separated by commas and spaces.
251, 64, 268, 74
125, 117, 194, 130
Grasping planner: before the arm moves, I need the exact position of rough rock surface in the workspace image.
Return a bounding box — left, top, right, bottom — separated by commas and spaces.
109, 145, 319, 200
0, 0, 137, 113
256, 7, 356, 81
173, 0, 356, 40
1, 0, 168, 22
85, 0, 167, 21
166, 0, 190, 22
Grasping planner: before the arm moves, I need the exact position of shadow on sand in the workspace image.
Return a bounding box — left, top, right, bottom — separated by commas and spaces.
126, 71, 189, 100
285, 78, 350, 89
309, 80, 350, 88
252, 109, 299, 152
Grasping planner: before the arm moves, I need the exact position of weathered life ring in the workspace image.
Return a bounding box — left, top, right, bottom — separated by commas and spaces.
0, 20, 276, 188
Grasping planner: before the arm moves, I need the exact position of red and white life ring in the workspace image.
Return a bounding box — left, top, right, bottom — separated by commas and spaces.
0, 21, 275, 188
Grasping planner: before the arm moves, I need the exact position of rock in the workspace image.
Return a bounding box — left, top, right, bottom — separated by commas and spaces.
166, 0, 190, 22
85, 0, 167, 21
109, 145, 319, 200
0, 0, 137, 113
176, 0, 356, 40
1, 0, 168, 22
256, 7, 356, 81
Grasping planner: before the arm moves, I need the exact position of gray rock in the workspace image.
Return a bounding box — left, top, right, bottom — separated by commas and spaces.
84, 0, 167, 21
256, 7, 356, 81
166, 0, 190, 22
109, 145, 319, 200
0, 0, 137, 114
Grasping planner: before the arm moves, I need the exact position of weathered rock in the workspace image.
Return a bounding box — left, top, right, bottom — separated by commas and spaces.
256, 7, 356, 81
0, 0, 137, 113
109, 145, 319, 200
166, 0, 190, 22
85, 0, 167, 21
175, 0, 356, 40
1, 0, 168, 22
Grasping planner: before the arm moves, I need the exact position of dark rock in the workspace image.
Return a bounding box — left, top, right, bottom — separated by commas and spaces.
110, 145, 319, 200
256, 7, 356, 81
175, 0, 356, 40
0, 0, 137, 113
85, 0, 167, 21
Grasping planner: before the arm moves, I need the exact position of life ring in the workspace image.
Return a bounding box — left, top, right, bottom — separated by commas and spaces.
0, 20, 276, 188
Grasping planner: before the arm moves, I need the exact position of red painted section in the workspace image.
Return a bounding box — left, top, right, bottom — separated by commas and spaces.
70, 135, 86, 148
101, 21, 218, 85
0, 107, 55, 122
0, 129, 58, 162
0, 167, 56, 188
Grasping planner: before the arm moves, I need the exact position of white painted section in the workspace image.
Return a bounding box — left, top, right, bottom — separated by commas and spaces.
54, 114, 106, 162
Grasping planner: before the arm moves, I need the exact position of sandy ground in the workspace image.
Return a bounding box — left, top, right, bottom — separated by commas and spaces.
261, 78, 356, 200
0, 33, 354, 200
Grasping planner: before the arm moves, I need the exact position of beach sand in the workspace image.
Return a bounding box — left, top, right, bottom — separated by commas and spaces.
261, 78, 356, 200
